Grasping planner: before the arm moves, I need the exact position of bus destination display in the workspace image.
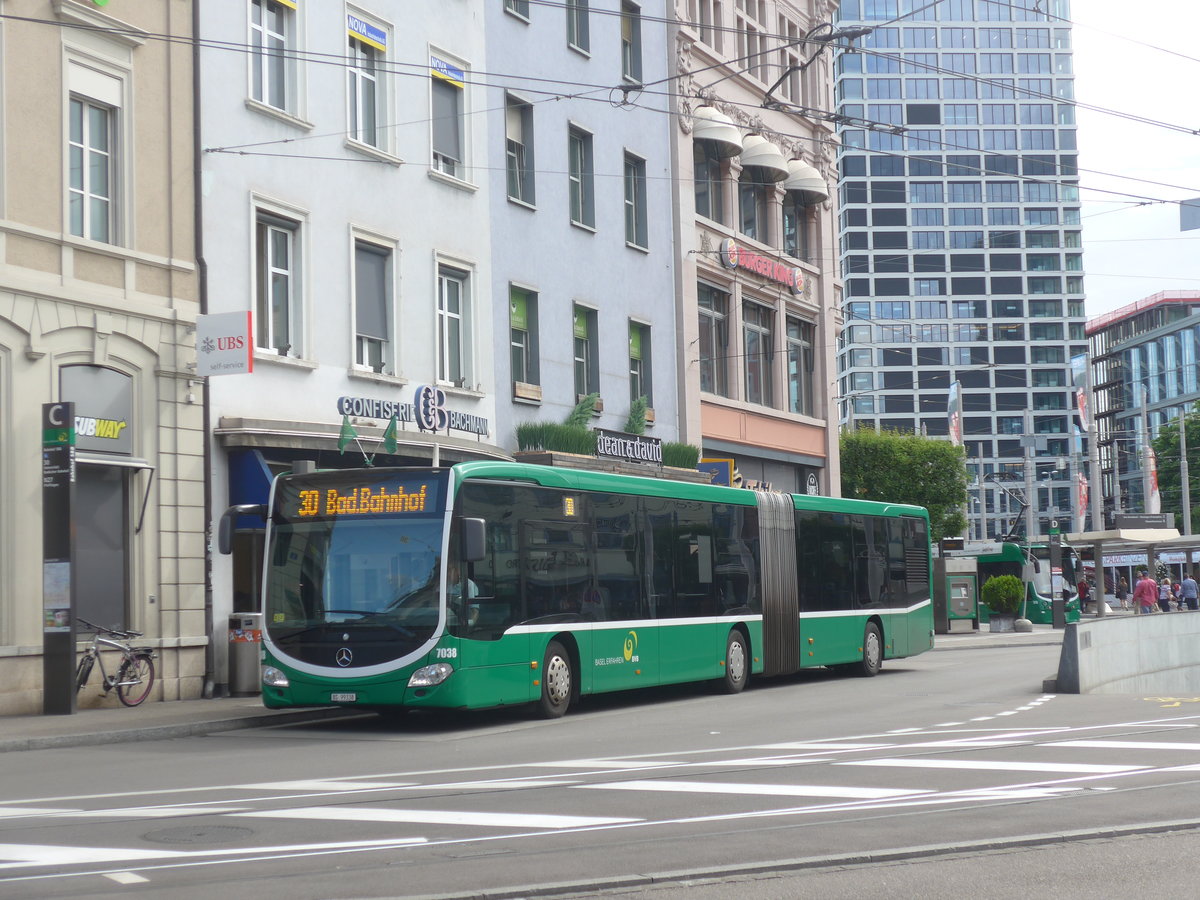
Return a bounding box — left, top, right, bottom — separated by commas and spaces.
279, 472, 446, 519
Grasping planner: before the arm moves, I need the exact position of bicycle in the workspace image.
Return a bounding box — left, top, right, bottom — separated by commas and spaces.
74, 618, 157, 707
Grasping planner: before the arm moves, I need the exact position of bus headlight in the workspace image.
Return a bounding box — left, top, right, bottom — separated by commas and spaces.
408, 663, 454, 687
262, 666, 290, 688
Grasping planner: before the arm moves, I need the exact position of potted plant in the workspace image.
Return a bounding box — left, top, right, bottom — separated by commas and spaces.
981, 574, 1024, 633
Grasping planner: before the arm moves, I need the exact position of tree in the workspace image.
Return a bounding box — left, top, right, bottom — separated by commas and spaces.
840, 427, 969, 542
1151, 405, 1200, 529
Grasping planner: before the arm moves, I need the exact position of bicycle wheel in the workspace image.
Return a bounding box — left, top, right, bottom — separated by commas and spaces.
74, 655, 94, 694
116, 654, 155, 707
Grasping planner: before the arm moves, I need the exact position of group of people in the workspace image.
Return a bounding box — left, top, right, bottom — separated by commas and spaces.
1116, 571, 1200, 614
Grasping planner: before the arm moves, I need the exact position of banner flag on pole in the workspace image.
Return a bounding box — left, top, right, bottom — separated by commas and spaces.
337, 415, 358, 453
947, 380, 963, 447
382, 414, 398, 454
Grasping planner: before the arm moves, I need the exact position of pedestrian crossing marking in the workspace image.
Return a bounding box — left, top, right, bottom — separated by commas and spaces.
574, 780, 932, 800
69, 806, 248, 818
536, 759, 685, 769
838, 758, 1146, 774
236, 806, 639, 829
1056, 740, 1200, 751
239, 780, 413, 792
0, 807, 76, 819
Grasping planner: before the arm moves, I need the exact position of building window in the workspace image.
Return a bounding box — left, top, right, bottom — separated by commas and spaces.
431, 58, 466, 178
573, 305, 598, 398
567, 0, 590, 52
694, 141, 724, 223
787, 317, 814, 416
510, 286, 539, 388
738, 168, 770, 241
347, 15, 387, 148
354, 240, 391, 372
743, 301, 774, 406
249, 0, 294, 112
690, 0, 724, 51
624, 153, 648, 247
698, 282, 729, 397
505, 95, 535, 204
568, 127, 595, 227
628, 321, 652, 405
782, 195, 810, 261
505, 0, 530, 18
735, 0, 768, 82
255, 211, 301, 356
437, 264, 470, 385
68, 97, 115, 243
621, 2, 642, 82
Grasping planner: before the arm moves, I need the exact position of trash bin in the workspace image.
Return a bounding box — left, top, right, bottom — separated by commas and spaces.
228, 613, 263, 696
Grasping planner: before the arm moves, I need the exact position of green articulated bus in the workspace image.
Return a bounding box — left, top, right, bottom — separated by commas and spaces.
222, 461, 934, 718
975, 540, 1082, 624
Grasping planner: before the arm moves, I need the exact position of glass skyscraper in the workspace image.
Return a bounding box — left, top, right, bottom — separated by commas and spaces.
833, 0, 1086, 540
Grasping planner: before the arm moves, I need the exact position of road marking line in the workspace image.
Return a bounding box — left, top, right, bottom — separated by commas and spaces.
238, 780, 413, 792
1056, 740, 1200, 751
536, 759, 684, 769
683, 757, 833, 767
68, 807, 248, 818
838, 758, 1147, 774
0, 807, 76, 819
0, 837, 426, 870
416, 780, 579, 790
574, 780, 932, 800
104, 872, 149, 884
750, 742, 888, 751
236, 806, 639, 829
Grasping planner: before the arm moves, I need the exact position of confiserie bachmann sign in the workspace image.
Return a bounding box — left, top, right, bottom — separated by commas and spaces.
595, 428, 662, 464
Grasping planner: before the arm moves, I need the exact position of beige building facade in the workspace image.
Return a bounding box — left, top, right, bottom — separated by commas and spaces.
0, 0, 203, 713
673, 0, 844, 496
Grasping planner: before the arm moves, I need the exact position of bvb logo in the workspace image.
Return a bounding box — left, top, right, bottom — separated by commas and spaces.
415, 384, 449, 432
623, 630, 638, 662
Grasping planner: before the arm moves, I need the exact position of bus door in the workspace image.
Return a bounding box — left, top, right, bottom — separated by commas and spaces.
645, 498, 714, 684
521, 520, 596, 690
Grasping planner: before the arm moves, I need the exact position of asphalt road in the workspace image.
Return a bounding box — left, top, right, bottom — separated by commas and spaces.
3, 643, 1200, 899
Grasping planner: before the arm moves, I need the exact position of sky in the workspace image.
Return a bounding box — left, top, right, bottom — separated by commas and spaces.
1072, 0, 1200, 320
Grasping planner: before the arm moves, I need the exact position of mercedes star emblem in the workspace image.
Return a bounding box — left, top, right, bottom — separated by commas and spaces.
335, 647, 353, 667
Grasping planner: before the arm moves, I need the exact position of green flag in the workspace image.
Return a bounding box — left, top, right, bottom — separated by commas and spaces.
337, 415, 358, 453
382, 414, 398, 454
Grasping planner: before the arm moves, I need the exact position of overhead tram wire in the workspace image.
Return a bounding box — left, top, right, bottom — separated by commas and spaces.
10, 8, 1200, 197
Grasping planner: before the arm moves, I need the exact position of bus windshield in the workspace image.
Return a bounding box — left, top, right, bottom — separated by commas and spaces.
263, 470, 450, 668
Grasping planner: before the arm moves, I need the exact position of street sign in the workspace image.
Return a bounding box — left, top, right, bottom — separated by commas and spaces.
1114, 513, 1173, 529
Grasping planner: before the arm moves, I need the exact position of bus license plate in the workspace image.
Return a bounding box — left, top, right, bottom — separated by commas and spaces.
330, 692, 357, 703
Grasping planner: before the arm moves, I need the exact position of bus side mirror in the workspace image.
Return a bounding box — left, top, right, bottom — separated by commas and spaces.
461, 517, 486, 562
218, 504, 267, 555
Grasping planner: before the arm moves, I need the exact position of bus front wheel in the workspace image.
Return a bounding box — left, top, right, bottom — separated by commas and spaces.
539, 641, 573, 718
857, 622, 883, 677
721, 630, 749, 694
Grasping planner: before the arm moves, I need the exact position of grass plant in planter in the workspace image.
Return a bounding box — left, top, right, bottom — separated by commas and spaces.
981, 574, 1024, 633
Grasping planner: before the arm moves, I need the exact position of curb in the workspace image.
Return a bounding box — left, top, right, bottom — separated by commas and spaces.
0, 706, 362, 754
402, 819, 1200, 900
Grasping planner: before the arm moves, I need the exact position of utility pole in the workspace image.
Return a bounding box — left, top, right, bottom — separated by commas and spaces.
1024, 409, 1036, 539
1182, 415, 1192, 535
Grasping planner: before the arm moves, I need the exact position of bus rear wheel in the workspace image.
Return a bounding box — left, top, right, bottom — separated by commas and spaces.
539, 641, 573, 718
721, 629, 749, 694
857, 622, 883, 677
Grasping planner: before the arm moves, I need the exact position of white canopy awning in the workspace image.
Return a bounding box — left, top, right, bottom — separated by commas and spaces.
691, 106, 742, 158
783, 158, 829, 204
739, 135, 789, 182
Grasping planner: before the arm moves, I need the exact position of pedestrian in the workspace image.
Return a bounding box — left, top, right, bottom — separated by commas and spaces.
1181, 571, 1200, 612
1158, 577, 1173, 613
1077, 576, 1091, 613
1132, 571, 1158, 615
1116, 576, 1129, 611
